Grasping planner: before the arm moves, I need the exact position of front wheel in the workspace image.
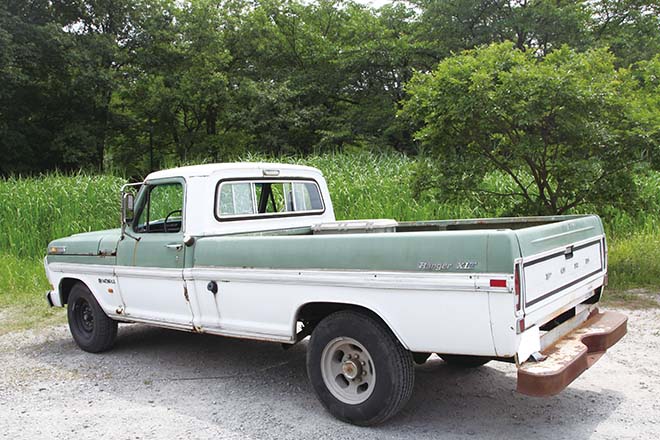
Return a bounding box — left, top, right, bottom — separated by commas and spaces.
306, 310, 414, 426
67, 283, 118, 353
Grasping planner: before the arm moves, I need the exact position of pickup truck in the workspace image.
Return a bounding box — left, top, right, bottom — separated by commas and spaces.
44, 163, 627, 425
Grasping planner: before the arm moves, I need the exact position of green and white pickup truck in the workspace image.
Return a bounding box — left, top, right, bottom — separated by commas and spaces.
45, 163, 627, 425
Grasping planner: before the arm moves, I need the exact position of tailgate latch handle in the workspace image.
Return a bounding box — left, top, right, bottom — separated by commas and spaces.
564, 245, 574, 260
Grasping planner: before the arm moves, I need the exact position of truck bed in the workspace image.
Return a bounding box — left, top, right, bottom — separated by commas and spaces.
191, 214, 606, 358
194, 214, 603, 275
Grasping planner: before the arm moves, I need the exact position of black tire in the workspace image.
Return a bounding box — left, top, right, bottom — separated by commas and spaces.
439, 354, 490, 368
67, 282, 118, 353
306, 310, 414, 426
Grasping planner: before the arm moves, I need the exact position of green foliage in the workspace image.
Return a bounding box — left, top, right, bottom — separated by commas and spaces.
0, 253, 65, 333
402, 43, 658, 215
0, 173, 124, 258
591, 0, 660, 67
0, 254, 50, 305
410, 0, 592, 60
630, 54, 660, 167
609, 233, 660, 291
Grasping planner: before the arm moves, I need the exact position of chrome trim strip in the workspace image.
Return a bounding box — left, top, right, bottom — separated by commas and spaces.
47, 263, 115, 275
188, 267, 511, 292
530, 226, 595, 244
47, 262, 512, 293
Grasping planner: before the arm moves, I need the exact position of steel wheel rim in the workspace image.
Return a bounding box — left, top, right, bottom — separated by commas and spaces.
74, 298, 94, 334
320, 337, 376, 405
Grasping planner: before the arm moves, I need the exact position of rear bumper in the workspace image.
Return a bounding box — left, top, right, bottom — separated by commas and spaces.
517, 309, 627, 397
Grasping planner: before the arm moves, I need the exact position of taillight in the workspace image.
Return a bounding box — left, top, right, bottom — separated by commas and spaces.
514, 262, 522, 313
489, 279, 507, 288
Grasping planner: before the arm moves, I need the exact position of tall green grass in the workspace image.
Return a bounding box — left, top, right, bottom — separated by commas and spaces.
1, 153, 659, 319
0, 173, 125, 258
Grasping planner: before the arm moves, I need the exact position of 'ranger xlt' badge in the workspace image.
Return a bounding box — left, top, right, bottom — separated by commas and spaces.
418, 261, 477, 271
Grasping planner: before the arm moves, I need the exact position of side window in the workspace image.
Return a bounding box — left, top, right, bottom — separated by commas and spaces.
216, 180, 323, 219
135, 182, 184, 233
293, 182, 322, 211
219, 182, 255, 216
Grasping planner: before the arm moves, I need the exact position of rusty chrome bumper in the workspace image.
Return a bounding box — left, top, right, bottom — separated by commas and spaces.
517, 309, 627, 397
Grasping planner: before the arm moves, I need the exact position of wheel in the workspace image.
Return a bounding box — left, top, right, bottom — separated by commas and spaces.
67, 283, 118, 353
439, 354, 490, 368
306, 310, 414, 426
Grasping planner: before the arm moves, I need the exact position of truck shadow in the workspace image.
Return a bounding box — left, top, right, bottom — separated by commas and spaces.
27, 324, 624, 440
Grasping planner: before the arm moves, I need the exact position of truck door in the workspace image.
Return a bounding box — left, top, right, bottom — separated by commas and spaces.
115, 178, 193, 327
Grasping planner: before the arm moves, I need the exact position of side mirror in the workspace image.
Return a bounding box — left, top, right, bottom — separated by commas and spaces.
120, 181, 143, 241
122, 193, 135, 225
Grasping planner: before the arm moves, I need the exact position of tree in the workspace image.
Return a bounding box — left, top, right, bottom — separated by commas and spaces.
411, 1, 660, 66
401, 43, 658, 215
0, 0, 100, 175
591, 0, 660, 67
630, 55, 660, 167
411, 0, 592, 64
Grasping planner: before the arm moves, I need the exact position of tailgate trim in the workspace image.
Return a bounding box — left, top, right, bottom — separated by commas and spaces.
526, 268, 602, 307
522, 237, 605, 308
523, 238, 602, 268
517, 309, 627, 397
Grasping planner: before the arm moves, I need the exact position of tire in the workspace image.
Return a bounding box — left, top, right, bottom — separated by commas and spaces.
439, 354, 490, 368
306, 310, 414, 426
67, 282, 118, 353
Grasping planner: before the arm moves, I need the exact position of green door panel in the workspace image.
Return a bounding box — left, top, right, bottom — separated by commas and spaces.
116, 177, 186, 268
116, 233, 185, 268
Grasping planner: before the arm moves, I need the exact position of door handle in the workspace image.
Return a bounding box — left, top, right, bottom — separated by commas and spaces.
165, 243, 183, 251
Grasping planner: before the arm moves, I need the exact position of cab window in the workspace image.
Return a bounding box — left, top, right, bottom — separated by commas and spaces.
216, 180, 323, 220
135, 182, 184, 233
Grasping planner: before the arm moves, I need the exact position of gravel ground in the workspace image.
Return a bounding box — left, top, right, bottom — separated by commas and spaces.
1, 308, 658, 440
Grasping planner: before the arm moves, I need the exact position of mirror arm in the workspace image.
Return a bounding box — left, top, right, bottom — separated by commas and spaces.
121, 220, 141, 242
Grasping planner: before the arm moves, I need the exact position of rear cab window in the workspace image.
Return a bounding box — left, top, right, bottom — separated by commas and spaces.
216, 180, 324, 220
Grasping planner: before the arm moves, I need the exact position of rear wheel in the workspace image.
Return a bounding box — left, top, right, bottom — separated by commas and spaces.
67, 283, 118, 353
439, 354, 490, 368
306, 310, 414, 426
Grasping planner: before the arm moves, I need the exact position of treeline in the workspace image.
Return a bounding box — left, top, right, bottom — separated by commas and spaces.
1, 0, 659, 176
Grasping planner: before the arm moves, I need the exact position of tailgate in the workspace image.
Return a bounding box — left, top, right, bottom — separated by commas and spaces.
514, 215, 607, 327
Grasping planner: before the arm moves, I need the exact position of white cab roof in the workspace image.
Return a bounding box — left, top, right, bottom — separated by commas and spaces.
145, 162, 322, 181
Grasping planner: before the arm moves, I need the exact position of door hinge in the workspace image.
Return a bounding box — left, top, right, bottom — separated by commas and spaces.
183, 286, 190, 302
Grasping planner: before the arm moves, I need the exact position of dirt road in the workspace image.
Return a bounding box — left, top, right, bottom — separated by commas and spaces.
1, 308, 658, 439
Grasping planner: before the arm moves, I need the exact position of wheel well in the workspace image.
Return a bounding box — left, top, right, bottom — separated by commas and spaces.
296, 302, 401, 344
59, 278, 84, 305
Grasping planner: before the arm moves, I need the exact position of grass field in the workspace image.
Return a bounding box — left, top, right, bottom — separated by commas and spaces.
1, 153, 658, 330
